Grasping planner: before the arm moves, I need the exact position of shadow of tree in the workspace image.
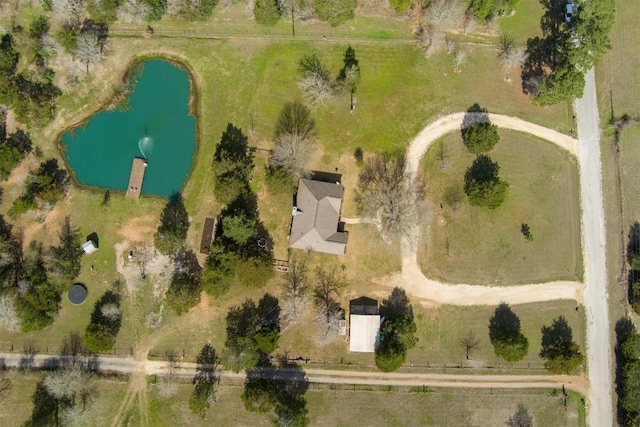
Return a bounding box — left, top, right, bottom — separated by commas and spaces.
243, 361, 310, 426
461, 103, 489, 131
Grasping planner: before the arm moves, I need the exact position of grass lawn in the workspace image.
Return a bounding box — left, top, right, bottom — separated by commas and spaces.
145, 379, 585, 427
498, 0, 546, 45
409, 300, 586, 369
620, 126, 640, 228
418, 129, 582, 285
0, 371, 129, 427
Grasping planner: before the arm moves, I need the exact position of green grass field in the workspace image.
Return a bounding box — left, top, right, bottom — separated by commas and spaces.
418, 129, 582, 285
113, 378, 588, 427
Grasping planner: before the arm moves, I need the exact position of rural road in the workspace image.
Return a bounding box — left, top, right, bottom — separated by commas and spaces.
574, 69, 613, 427
0, 353, 588, 396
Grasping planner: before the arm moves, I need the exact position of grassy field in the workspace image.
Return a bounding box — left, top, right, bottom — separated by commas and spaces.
408, 300, 585, 369
418, 129, 582, 285
127, 379, 587, 427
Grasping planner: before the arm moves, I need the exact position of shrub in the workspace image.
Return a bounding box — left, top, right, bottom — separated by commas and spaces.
315, 0, 356, 26
463, 154, 508, 209
254, 0, 281, 25
462, 122, 500, 154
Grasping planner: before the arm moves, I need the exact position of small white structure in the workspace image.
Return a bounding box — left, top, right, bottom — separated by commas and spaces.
349, 297, 380, 353
82, 240, 98, 254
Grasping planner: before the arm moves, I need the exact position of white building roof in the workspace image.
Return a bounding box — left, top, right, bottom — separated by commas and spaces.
349, 314, 380, 353
82, 240, 98, 254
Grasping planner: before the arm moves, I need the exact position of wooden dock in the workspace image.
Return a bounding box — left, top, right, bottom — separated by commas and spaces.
126, 158, 147, 200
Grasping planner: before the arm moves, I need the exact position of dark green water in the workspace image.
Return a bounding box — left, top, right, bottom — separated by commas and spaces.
62, 59, 196, 198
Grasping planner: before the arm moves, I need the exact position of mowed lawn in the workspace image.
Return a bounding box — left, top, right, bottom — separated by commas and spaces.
137, 379, 585, 427
409, 300, 586, 369
418, 129, 582, 285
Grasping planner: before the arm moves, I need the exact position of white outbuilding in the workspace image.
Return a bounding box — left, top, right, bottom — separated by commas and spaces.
349, 297, 380, 353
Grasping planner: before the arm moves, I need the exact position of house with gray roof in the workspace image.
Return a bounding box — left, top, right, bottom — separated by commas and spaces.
289, 178, 347, 255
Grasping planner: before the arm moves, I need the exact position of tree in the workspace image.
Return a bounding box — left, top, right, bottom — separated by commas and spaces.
443, 182, 464, 212
243, 363, 310, 427
464, 154, 508, 209
190, 343, 219, 418
462, 122, 500, 154
355, 153, 424, 241
375, 287, 417, 372
337, 45, 360, 94
213, 124, 253, 206
281, 256, 309, 324
75, 32, 104, 75
465, 0, 498, 21
84, 291, 121, 352
488, 303, 529, 362
254, 0, 281, 25
314, 0, 356, 26
143, 0, 167, 20
9, 159, 69, 218
166, 249, 202, 314
498, 33, 528, 71
313, 265, 345, 323
540, 316, 584, 374
154, 193, 189, 255
15, 252, 60, 331
389, 0, 412, 13
224, 295, 280, 372
116, 0, 151, 22
48, 216, 84, 281
506, 403, 533, 427
298, 53, 333, 106
460, 330, 480, 360
269, 101, 316, 181
222, 213, 258, 246
101, 189, 111, 210
627, 222, 640, 270
29, 16, 51, 39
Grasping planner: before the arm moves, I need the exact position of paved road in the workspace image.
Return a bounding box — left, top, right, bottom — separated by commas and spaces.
0, 353, 588, 395
575, 69, 613, 427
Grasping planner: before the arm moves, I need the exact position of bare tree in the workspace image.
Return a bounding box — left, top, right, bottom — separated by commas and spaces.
460, 330, 480, 359
0, 295, 19, 332
270, 101, 316, 180
355, 153, 425, 242
298, 73, 333, 106
313, 265, 345, 323
52, 0, 84, 24
314, 305, 342, 347
100, 303, 121, 322
425, 0, 465, 29
75, 33, 104, 75
498, 33, 528, 71
453, 49, 467, 71
43, 368, 93, 404
281, 256, 309, 324
116, 0, 151, 23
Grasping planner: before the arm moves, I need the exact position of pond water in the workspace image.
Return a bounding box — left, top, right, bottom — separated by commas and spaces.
61, 59, 196, 198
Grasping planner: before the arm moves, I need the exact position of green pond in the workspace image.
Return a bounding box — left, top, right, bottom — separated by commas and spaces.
62, 59, 196, 198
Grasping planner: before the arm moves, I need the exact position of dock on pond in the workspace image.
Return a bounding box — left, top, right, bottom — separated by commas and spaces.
126, 158, 147, 200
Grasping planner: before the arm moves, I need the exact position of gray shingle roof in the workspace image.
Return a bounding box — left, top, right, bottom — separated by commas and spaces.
289, 178, 347, 255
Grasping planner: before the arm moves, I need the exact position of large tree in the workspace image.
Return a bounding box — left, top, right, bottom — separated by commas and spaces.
375, 287, 417, 372
166, 249, 202, 314
15, 251, 60, 331
154, 193, 189, 255
48, 216, 84, 281
337, 45, 360, 94
75, 32, 104, 75
463, 154, 508, 209
213, 124, 253, 206
269, 101, 316, 181
539, 316, 584, 374
281, 256, 309, 324
462, 122, 500, 154
84, 290, 121, 352
355, 153, 424, 241
189, 343, 219, 418
488, 303, 529, 362
313, 265, 345, 324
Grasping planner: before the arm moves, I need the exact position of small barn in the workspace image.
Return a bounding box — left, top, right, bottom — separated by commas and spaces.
349, 296, 380, 353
